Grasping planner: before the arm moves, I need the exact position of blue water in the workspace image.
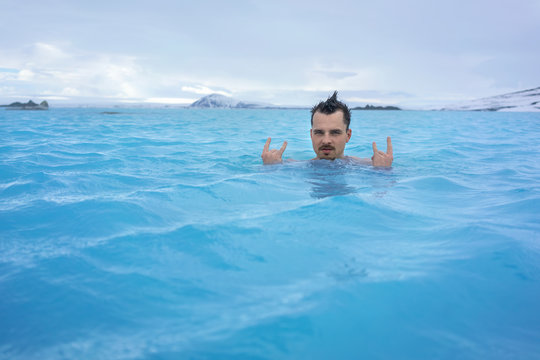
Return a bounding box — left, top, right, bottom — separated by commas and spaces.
1, 108, 539, 359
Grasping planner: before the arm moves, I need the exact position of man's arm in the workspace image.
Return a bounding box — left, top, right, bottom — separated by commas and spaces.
348, 137, 393, 167
347, 156, 372, 165
261, 137, 287, 164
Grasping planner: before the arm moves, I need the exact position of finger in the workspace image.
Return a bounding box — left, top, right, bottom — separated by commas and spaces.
386, 136, 393, 155
279, 141, 288, 155
372, 141, 378, 154
263, 137, 271, 152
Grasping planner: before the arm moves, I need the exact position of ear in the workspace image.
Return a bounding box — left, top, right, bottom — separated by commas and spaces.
346, 129, 352, 143
310, 128, 313, 139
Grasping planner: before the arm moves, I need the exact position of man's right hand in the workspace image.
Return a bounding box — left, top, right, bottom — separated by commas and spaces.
261, 137, 287, 164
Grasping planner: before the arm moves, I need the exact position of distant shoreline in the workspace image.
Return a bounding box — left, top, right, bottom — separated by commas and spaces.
351, 104, 401, 111
1, 100, 49, 110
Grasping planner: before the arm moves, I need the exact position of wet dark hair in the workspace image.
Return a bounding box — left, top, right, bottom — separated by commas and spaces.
310, 91, 351, 130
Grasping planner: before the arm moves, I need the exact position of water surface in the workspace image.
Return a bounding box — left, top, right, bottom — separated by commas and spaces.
1, 108, 539, 359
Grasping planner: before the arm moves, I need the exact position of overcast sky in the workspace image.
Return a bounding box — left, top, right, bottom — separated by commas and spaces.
1, 0, 539, 108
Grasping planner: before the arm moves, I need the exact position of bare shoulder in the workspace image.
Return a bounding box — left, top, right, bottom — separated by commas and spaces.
346, 156, 371, 165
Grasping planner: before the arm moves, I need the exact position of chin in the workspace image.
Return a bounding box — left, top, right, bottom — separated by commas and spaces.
319, 153, 336, 160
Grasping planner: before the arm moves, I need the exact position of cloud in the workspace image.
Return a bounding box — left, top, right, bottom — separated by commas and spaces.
144, 97, 195, 105
41, 96, 70, 100
181, 85, 231, 97
312, 71, 358, 79
0, 72, 18, 82
17, 69, 35, 81
346, 97, 385, 104
60, 87, 80, 96
0, 43, 232, 104
0, 43, 147, 101
2, 1, 540, 106
33, 42, 69, 63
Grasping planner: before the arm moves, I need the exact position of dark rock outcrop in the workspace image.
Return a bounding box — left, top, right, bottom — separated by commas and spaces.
2, 100, 49, 110
351, 104, 401, 111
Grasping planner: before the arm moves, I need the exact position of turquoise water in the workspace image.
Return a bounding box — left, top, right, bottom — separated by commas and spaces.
1, 108, 539, 359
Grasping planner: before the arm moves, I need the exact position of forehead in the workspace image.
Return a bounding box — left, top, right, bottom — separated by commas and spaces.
312, 111, 347, 129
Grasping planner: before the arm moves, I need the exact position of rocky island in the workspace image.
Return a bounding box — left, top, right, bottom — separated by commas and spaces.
1, 100, 49, 110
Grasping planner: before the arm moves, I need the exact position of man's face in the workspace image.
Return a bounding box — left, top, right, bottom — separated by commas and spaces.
310, 110, 352, 160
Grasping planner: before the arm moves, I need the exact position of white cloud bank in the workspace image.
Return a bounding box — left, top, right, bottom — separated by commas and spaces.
1, 0, 539, 107
0, 43, 248, 106
0, 43, 144, 101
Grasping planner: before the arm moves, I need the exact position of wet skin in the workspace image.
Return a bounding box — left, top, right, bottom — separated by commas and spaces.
310, 110, 351, 160
261, 110, 393, 166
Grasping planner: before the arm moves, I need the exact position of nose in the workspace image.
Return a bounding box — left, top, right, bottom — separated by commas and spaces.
322, 133, 331, 144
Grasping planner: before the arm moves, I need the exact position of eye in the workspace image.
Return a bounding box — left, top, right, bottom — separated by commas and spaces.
313, 130, 323, 135
330, 130, 342, 135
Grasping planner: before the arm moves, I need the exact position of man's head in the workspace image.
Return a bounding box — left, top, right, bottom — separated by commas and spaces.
310, 91, 352, 160
310, 91, 351, 130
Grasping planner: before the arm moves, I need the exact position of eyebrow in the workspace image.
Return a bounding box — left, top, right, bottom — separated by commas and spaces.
313, 128, 343, 132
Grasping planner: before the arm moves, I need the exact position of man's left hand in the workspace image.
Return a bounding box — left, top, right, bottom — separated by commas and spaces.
371, 136, 393, 167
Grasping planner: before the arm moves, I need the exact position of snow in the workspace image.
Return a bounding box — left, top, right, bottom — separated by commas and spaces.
440, 87, 540, 112
189, 94, 268, 109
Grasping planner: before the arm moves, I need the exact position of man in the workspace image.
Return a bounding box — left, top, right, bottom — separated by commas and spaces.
261, 91, 393, 167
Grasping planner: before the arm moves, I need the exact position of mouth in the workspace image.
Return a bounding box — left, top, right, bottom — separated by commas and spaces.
320, 146, 334, 155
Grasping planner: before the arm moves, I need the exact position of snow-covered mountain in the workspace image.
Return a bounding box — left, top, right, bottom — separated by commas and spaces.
190, 94, 269, 109
440, 87, 540, 112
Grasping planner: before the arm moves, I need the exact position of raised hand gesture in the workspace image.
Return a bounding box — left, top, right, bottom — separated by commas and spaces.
261, 137, 287, 164
371, 136, 393, 167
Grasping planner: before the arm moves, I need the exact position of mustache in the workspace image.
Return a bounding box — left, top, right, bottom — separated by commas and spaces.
319, 145, 335, 150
